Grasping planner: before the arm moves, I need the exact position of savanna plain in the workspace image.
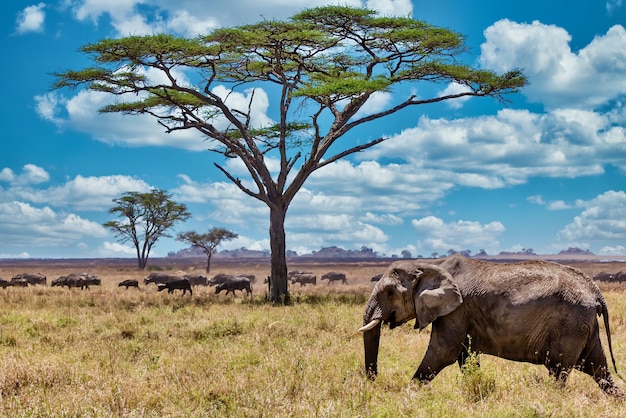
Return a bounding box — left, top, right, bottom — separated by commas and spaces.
0, 257, 625, 417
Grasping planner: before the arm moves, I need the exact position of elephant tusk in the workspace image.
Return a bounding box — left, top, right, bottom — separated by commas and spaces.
358, 319, 381, 332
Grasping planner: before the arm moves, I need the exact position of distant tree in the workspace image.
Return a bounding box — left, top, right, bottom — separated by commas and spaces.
177, 227, 238, 273
431, 252, 439, 259
53, 6, 526, 303
103, 190, 190, 270
401, 250, 412, 259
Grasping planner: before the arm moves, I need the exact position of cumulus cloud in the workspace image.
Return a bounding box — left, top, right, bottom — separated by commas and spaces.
15, 3, 46, 34
68, 0, 411, 38
2, 173, 152, 211
481, 20, 626, 110
0, 164, 49, 186
411, 215, 505, 254
557, 190, 626, 242
359, 108, 626, 188
98, 241, 136, 257
0, 201, 107, 247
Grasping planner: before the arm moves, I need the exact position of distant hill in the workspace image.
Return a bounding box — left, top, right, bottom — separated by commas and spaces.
558, 247, 594, 255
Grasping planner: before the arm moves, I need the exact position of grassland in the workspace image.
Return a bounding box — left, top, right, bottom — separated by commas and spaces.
0, 258, 624, 417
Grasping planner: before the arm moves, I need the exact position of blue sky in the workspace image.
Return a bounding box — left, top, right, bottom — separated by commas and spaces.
2, 0, 626, 259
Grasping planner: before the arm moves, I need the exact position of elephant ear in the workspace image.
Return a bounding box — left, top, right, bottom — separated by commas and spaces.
411, 264, 462, 330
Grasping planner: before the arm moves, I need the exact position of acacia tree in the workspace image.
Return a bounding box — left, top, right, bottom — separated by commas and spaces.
54, 6, 526, 303
104, 190, 190, 270
177, 227, 238, 273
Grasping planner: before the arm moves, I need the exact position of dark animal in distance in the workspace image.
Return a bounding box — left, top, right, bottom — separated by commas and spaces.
594, 272, 626, 282
12, 272, 47, 286
0, 278, 10, 288
118, 279, 139, 289
157, 278, 192, 296
321, 271, 347, 284
52, 273, 100, 290
183, 274, 208, 286
215, 276, 252, 296
288, 271, 317, 286
144, 272, 179, 285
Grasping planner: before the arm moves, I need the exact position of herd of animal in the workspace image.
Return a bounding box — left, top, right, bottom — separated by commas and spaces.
0, 269, 352, 296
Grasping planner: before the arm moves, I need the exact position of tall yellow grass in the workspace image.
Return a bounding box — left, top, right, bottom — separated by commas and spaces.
0, 261, 623, 417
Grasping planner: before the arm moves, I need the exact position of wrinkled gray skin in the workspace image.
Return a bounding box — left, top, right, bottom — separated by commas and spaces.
360, 255, 623, 397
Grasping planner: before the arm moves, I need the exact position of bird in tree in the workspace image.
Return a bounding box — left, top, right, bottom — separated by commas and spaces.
53, 6, 526, 303
177, 227, 238, 273
103, 190, 190, 270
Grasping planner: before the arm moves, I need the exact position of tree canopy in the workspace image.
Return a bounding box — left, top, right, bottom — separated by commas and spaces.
103, 190, 190, 269
54, 6, 526, 302
177, 227, 238, 273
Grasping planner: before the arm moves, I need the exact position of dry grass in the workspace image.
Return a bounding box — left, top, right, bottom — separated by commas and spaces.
0, 259, 624, 417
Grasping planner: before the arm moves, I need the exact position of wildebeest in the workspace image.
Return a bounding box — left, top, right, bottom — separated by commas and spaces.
12, 272, 47, 286
321, 271, 347, 284
157, 278, 192, 296
182, 274, 208, 286
118, 279, 139, 289
215, 276, 252, 296
144, 272, 179, 285
289, 271, 317, 286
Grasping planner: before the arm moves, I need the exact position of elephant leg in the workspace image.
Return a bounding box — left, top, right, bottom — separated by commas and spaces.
578, 338, 623, 397
413, 325, 466, 382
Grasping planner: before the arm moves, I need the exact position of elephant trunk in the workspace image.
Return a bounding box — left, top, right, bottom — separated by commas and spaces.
361, 292, 384, 379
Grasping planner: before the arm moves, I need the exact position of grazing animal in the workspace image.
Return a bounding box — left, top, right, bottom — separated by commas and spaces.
289, 271, 317, 286
215, 276, 252, 296
208, 273, 235, 286
12, 272, 46, 286
9, 278, 29, 287
157, 278, 192, 296
360, 255, 623, 397
183, 274, 208, 286
321, 271, 347, 284
52, 273, 100, 290
144, 272, 178, 285
118, 279, 139, 289
0, 278, 10, 288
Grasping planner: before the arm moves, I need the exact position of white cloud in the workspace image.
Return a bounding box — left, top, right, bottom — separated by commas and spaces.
359, 108, 626, 188
0, 164, 50, 186
439, 82, 472, 109
15, 3, 46, 34
411, 215, 505, 254
98, 241, 136, 256
558, 190, 626, 242
0, 201, 107, 247
481, 20, 626, 110
67, 0, 411, 38
0, 172, 152, 211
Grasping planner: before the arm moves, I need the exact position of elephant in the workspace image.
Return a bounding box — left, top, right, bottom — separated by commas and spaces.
359, 255, 623, 397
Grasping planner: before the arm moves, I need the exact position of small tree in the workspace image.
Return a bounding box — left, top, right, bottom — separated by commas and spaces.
104, 189, 190, 269
177, 227, 238, 273
401, 250, 412, 259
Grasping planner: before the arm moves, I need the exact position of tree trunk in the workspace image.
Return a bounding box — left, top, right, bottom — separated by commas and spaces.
205, 252, 212, 274
268, 205, 289, 304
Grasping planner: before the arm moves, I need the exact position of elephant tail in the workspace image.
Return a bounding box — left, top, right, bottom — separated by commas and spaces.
597, 293, 621, 378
